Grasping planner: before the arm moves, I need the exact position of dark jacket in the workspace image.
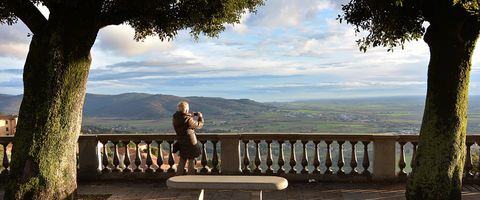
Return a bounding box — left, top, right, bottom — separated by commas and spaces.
172, 111, 204, 159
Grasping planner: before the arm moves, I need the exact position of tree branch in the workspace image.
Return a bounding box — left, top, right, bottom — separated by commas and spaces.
5, 0, 47, 34
98, 10, 133, 28
98, 1, 140, 28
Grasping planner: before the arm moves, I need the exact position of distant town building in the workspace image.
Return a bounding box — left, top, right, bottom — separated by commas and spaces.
0, 114, 18, 136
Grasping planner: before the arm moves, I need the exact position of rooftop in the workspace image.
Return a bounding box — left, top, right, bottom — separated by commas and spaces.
0, 115, 18, 120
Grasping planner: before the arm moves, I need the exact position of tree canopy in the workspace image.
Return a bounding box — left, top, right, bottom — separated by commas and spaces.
0, 0, 263, 40
339, 0, 479, 52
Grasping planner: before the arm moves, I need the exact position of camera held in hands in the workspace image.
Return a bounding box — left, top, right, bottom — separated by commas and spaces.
192, 112, 199, 116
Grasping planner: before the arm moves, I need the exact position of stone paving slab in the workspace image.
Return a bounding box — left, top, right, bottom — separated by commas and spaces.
1, 181, 480, 200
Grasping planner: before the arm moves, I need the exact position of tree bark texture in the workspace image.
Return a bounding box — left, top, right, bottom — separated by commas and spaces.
3, 12, 99, 199
406, 13, 480, 200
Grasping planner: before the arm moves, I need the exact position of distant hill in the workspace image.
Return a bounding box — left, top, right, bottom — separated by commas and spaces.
0, 94, 22, 114
4, 94, 480, 133
0, 93, 274, 119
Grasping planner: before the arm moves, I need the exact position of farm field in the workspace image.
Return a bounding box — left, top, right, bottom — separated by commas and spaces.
81, 96, 480, 134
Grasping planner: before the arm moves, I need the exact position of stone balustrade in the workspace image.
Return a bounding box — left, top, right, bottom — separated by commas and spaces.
1, 133, 480, 182
0, 135, 13, 177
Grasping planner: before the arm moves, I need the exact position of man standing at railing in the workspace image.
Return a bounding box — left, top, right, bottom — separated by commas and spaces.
173, 101, 204, 175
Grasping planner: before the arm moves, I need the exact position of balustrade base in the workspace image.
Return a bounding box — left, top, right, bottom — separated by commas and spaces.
0, 173, 8, 182
4, 171, 477, 184
79, 172, 385, 183
94, 172, 177, 181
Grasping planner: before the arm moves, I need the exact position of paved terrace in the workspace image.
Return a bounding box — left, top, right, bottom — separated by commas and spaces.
1, 181, 480, 200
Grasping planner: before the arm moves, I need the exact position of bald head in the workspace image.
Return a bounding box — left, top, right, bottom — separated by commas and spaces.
177, 101, 189, 113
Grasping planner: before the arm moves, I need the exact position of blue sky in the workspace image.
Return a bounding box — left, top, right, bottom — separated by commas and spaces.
0, 0, 479, 102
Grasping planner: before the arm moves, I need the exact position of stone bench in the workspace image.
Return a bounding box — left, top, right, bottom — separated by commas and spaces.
166, 175, 288, 200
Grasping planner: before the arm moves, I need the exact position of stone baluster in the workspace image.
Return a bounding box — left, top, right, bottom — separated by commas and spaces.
337, 141, 345, 175
200, 140, 209, 174
289, 140, 297, 174
242, 140, 251, 173
112, 140, 121, 172
145, 140, 154, 173
398, 142, 407, 177
123, 141, 132, 172
325, 140, 333, 174
301, 140, 308, 174
253, 140, 262, 174
101, 140, 111, 173
156, 141, 164, 173
362, 141, 371, 176
167, 140, 175, 173
1, 143, 9, 175
133, 141, 143, 172
477, 143, 480, 178
350, 141, 358, 175
411, 142, 418, 170
266, 140, 273, 174
277, 140, 285, 174
465, 142, 474, 178
211, 140, 219, 174
312, 141, 321, 174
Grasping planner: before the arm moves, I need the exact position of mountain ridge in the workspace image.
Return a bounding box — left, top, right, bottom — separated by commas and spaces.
3, 94, 480, 133
0, 93, 273, 119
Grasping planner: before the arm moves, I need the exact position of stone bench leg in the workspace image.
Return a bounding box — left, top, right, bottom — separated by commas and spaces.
198, 189, 204, 200
252, 190, 262, 200
198, 190, 263, 200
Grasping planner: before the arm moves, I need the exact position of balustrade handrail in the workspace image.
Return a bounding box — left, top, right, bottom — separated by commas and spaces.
3, 133, 480, 141
80, 133, 480, 142
238, 133, 396, 141
1, 132, 480, 142
0, 135, 13, 143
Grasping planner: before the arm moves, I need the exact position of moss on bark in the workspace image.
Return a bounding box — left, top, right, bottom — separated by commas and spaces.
3, 19, 98, 199
406, 13, 480, 199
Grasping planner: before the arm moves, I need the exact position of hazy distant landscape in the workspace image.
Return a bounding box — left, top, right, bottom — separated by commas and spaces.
3, 93, 480, 134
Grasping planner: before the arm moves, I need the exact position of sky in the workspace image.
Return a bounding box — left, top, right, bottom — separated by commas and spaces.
0, 0, 479, 102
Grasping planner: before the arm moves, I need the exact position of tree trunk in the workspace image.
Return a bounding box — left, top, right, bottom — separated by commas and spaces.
406, 15, 480, 199
3, 19, 98, 199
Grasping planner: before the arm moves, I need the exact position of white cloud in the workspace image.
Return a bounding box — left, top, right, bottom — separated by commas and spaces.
252, 81, 426, 89
228, 12, 251, 33
87, 79, 150, 94
89, 16, 431, 87
0, 42, 29, 59
0, 5, 48, 59
36, 5, 50, 19
0, 71, 22, 82
0, 86, 22, 94
251, 0, 335, 27
472, 45, 480, 69
96, 25, 174, 56
0, 57, 25, 69
0, 24, 31, 59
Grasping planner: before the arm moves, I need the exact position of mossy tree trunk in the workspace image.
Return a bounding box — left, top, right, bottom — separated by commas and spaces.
3, 11, 99, 200
406, 7, 480, 200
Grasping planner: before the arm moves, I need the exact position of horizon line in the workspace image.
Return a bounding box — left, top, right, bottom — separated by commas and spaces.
0, 92, 466, 103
